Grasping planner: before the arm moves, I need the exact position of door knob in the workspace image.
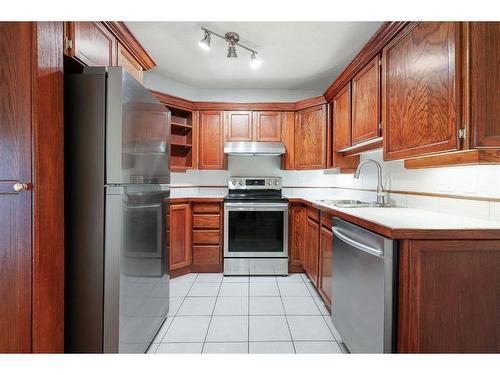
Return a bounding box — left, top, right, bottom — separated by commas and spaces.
13, 183, 30, 192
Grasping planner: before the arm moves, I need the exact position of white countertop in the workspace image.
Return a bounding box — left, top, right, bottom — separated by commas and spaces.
293, 195, 500, 231
170, 188, 500, 231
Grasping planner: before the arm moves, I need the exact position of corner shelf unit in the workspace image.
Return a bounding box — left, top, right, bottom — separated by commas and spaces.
168, 106, 196, 172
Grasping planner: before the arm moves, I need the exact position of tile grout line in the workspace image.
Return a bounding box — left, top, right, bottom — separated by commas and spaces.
276, 275, 297, 354
302, 275, 339, 344
155, 273, 199, 352
247, 274, 250, 354
200, 277, 224, 353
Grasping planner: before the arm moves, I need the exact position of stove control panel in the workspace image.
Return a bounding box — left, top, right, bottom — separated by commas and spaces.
227, 176, 282, 190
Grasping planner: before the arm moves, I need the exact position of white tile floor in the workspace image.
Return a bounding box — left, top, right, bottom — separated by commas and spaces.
148, 273, 345, 354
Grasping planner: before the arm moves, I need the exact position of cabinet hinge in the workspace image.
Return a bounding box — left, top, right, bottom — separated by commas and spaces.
378, 121, 383, 131
65, 37, 73, 51
458, 127, 467, 140
379, 57, 383, 66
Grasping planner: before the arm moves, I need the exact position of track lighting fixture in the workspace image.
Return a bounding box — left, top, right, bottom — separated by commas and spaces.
250, 52, 261, 69
227, 44, 237, 58
198, 30, 211, 51
198, 27, 261, 68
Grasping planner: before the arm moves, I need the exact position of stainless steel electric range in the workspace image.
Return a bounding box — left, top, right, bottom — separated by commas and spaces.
223, 176, 289, 276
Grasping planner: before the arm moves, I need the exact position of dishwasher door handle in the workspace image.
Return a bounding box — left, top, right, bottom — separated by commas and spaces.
332, 227, 383, 258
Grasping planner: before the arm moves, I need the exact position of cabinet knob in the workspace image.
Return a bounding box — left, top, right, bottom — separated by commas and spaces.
13, 182, 30, 192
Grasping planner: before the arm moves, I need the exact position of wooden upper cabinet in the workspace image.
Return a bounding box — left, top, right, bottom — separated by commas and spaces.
254, 111, 282, 141
281, 112, 296, 170
67, 22, 117, 66
352, 55, 381, 144
117, 43, 143, 83
294, 105, 327, 169
198, 111, 226, 170
169, 203, 192, 271
470, 22, 500, 148
225, 111, 253, 141
333, 83, 352, 151
382, 22, 462, 160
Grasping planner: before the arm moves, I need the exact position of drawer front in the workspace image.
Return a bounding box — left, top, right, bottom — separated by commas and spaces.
307, 206, 320, 222
192, 203, 221, 214
320, 211, 333, 229
193, 214, 220, 229
193, 230, 220, 245
193, 246, 221, 265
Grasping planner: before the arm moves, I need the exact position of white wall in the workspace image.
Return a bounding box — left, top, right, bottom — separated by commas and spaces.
171, 149, 500, 222
144, 71, 320, 102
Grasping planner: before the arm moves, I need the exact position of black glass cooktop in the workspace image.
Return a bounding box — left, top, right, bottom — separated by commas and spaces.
224, 189, 289, 203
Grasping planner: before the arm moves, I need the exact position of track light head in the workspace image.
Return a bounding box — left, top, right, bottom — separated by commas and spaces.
198, 30, 211, 51
227, 44, 237, 58
250, 52, 261, 69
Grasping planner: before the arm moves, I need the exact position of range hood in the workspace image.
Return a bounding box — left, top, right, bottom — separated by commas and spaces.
224, 141, 286, 156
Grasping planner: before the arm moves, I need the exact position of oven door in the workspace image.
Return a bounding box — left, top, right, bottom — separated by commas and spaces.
224, 202, 288, 258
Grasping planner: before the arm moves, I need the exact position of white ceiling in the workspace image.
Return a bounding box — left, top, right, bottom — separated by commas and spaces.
126, 22, 383, 91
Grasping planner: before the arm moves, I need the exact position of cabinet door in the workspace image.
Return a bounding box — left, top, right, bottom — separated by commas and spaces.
225, 111, 253, 141
70, 22, 117, 66
333, 83, 352, 151
470, 22, 500, 148
319, 226, 333, 307
198, 111, 226, 169
352, 56, 381, 144
254, 111, 282, 141
294, 105, 327, 169
305, 217, 319, 287
382, 22, 461, 160
169, 204, 192, 271
398, 240, 500, 353
289, 205, 306, 272
117, 43, 143, 83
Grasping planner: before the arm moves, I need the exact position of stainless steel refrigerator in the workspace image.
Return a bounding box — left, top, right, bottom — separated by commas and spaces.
65, 67, 170, 353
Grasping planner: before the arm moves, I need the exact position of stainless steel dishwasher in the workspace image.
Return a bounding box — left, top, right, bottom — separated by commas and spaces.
331, 218, 397, 353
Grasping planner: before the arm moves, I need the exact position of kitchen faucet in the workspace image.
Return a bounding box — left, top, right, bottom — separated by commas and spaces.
353, 159, 389, 207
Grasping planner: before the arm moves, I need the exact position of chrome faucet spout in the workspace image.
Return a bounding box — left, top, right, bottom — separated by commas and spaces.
353, 159, 388, 207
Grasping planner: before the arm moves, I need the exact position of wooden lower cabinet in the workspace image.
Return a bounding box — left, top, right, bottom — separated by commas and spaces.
289, 205, 306, 272
191, 203, 223, 273
305, 216, 320, 287
169, 201, 223, 277
398, 239, 500, 353
318, 224, 333, 308
169, 203, 192, 275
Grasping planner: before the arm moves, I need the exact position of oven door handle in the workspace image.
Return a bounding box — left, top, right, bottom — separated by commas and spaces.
224, 202, 289, 210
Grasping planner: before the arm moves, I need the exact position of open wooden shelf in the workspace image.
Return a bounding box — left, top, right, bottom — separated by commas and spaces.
171, 121, 192, 129
171, 142, 192, 148
167, 107, 195, 172
404, 149, 500, 169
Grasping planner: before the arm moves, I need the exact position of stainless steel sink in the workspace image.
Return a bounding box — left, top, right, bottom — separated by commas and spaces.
318, 199, 374, 208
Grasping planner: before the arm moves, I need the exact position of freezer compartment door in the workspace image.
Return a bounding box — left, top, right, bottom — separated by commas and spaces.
104, 185, 170, 353
105, 67, 171, 185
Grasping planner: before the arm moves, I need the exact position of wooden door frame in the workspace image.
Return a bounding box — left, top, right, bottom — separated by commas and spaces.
31, 22, 65, 353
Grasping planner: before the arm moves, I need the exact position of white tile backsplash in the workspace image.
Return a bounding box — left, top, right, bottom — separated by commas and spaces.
170, 149, 500, 222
